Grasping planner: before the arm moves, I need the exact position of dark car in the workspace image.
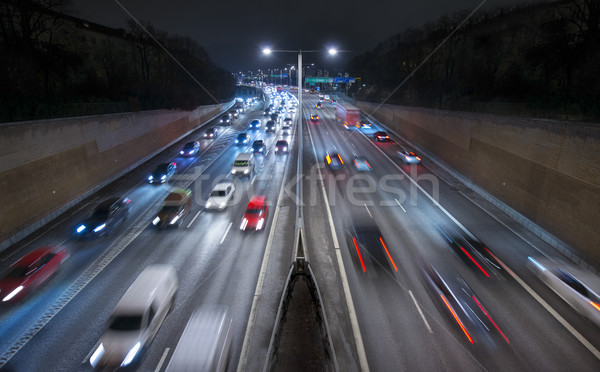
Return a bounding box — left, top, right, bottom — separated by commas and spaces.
310, 114, 319, 121
315, 102, 323, 109
275, 140, 289, 154
219, 114, 232, 125
345, 221, 396, 274
373, 131, 391, 142
325, 152, 343, 171
235, 132, 250, 145
0, 246, 70, 302
151, 189, 192, 228
270, 113, 279, 123
180, 141, 200, 157
265, 121, 276, 133
252, 140, 266, 153
148, 162, 176, 184
228, 109, 239, 118
203, 128, 218, 139
75, 196, 131, 237
248, 119, 261, 130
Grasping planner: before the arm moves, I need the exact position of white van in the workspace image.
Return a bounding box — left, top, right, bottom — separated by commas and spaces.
89, 265, 179, 368
165, 307, 233, 372
232, 153, 254, 178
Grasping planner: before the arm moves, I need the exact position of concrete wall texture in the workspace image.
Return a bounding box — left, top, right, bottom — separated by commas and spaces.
0, 104, 226, 249
355, 102, 600, 266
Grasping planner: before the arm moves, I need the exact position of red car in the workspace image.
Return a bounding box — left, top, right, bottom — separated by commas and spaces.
0, 246, 69, 302
240, 196, 269, 231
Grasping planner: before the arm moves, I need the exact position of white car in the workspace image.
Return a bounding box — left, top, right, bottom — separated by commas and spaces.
527, 256, 600, 327
205, 182, 235, 210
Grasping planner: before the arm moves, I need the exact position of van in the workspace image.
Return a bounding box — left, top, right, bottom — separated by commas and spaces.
165, 307, 233, 372
232, 153, 254, 178
89, 265, 179, 368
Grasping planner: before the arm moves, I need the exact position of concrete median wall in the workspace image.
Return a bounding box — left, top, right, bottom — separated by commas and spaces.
356, 102, 600, 266
0, 103, 229, 250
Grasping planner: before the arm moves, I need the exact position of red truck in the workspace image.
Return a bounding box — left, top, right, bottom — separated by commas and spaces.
336, 102, 361, 128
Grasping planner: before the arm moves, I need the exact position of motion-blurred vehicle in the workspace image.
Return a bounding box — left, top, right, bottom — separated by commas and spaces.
275, 140, 289, 154
265, 120, 276, 133
235, 132, 250, 145
330, 99, 337, 103
315, 102, 323, 109
397, 149, 422, 164
325, 152, 344, 171
337, 102, 360, 128
353, 156, 372, 172
252, 140, 266, 153
358, 120, 372, 128
148, 162, 176, 184
152, 189, 192, 228
281, 125, 292, 136
248, 119, 261, 129
165, 307, 233, 372
324, 94, 330, 100
373, 131, 391, 142
270, 113, 279, 123
75, 196, 130, 237
0, 246, 69, 302
310, 114, 319, 121
219, 114, 232, 125
228, 109, 239, 118
180, 141, 200, 157
205, 182, 235, 211
527, 256, 600, 327
90, 265, 178, 368
283, 117, 293, 127
203, 128, 218, 139
240, 196, 268, 231
345, 221, 396, 274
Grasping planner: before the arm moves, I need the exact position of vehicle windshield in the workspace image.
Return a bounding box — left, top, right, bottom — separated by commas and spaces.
108, 315, 143, 331
234, 160, 249, 166
245, 208, 263, 215
6, 266, 29, 278
159, 206, 181, 214
91, 208, 109, 218
211, 190, 227, 197
183, 143, 195, 149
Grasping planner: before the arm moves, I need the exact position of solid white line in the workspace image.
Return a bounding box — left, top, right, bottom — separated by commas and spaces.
220, 222, 233, 245
186, 210, 202, 229
409, 290, 432, 333
395, 198, 407, 213
364, 204, 372, 218
154, 348, 170, 372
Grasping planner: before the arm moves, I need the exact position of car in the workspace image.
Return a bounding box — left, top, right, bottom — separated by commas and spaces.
0, 246, 69, 302
263, 108, 271, 116
240, 196, 268, 231
373, 131, 391, 142
353, 156, 372, 171
325, 152, 343, 171
288, 107, 296, 113
324, 94, 330, 100
330, 99, 337, 103
180, 141, 200, 157
252, 140, 266, 153
265, 120, 276, 133
219, 114, 232, 125
275, 140, 289, 154
235, 132, 250, 145
228, 109, 239, 118
358, 120, 372, 128
345, 220, 395, 273
315, 102, 323, 109
75, 196, 131, 237
283, 117, 293, 127
248, 119, 261, 130
270, 113, 279, 122
281, 125, 292, 136
527, 256, 600, 327
203, 128, 218, 139
398, 149, 422, 164
205, 182, 235, 210
148, 162, 176, 184
151, 189, 192, 228
310, 114, 319, 121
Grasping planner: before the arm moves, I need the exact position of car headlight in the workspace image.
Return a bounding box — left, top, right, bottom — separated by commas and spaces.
2, 286, 23, 302
89, 343, 105, 367
232, 169, 237, 174
152, 217, 160, 225
76, 225, 86, 233
121, 342, 141, 367
283, 147, 288, 151
257, 218, 265, 230
148, 175, 153, 181
93, 224, 106, 233
170, 215, 180, 225
180, 151, 184, 154
244, 169, 249, 174
161, 175, 167, 180
240, 218, 248, 230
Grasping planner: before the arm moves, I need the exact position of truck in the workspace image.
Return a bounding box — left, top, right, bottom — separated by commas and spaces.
336, 102, 361, 129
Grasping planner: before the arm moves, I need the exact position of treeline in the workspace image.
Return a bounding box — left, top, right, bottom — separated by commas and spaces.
0, 0, 235, 122
348, 0, 600, 121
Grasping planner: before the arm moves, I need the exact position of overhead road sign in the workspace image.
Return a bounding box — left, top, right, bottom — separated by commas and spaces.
333, 77, 356, 83
305, 77, 333, 83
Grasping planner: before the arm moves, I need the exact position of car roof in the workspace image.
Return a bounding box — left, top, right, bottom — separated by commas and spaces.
247, 195, 266, 208
113, 265, 176, 313
12, 246, 56, 267
235, 152, 253, 160
96, 196, 123, 210
212, 182, 233, 191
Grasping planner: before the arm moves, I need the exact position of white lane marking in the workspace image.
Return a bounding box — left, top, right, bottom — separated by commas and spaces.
187, 210, 202, 229
307, 121, 369, 372
409, 290, 432, 333
395, 198, 407, 213
155, 348, 170, 372
220, 222, 233, 245
364, 204, 372, 218
237, 136, 293, 372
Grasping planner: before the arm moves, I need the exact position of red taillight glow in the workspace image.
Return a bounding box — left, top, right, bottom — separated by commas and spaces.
352, 237, 367, 272
379, 237, 398, 272
591, 302, 600, 312
460, 246, 490, 277
472, 295, 510, 344
441, 294, 474, 344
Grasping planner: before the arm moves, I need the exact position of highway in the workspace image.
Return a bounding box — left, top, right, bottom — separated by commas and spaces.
0, 89, 599, 371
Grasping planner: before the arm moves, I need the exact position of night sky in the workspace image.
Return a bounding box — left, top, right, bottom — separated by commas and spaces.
67, 0, 538, 73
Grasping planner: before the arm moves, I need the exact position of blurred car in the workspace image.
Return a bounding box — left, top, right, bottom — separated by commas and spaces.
235, 132, 250, 145
203, 128, 218, 139
345, 221, 396, 274
152, 189, 192, 228
315, 102, 323, 109
330, 99, 337, 103
325, 152, 344, 171
180, 141, 200, 157
398, 149, 422, 164
527, 257, 600, 327
358, 120, 372, 128
0, 246, 69, 302
270, 113, 279, 123
219, 114, 232, 125
310, 114, 320, 121
240, 196, 268, 231
228, 109, 239, 118
76, 196, 130, 237
252, 140, 266, 153
353, 156, 372, 172
324, 94, 330, 100
205, 182, 235, 211
263, 108, 271, 116
265, 120, 276, 133
281, 125, 292, 136
373, 131, 391, 142
283, 117, 293, 127
248, 119, 261, 130
275, 140, 289, 154
148, 162, 176, 184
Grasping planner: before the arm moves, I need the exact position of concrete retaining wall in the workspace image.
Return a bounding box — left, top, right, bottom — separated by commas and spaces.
0, 103, 230, 250
355, 102, 600, 266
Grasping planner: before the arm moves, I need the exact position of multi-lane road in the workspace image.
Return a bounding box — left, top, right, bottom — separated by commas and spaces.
0, 90, 599, 371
